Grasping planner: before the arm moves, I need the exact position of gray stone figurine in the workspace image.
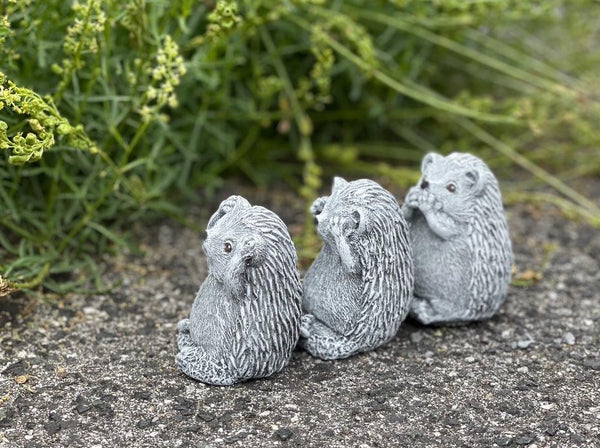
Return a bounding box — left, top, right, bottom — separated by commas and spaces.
176, 196, 302, 385
299, 177, 414, 360
403, 152, 513, 324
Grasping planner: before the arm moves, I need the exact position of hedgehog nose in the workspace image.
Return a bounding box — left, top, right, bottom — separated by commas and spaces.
420, 179, 429, 189
201, 230, 207, 240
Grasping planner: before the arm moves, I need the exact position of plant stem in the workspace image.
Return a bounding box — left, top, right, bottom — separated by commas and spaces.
11, 262, 50, 289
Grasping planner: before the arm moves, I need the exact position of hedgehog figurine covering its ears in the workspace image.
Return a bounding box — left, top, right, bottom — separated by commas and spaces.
299, 177, 414, 360
176, 195, 302, 385
403, 152, 513, 325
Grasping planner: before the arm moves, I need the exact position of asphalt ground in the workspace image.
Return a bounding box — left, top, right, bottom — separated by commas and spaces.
1, 185, 599, 448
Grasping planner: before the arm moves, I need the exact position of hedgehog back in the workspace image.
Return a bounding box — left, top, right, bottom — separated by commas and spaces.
234, 206, 302, 379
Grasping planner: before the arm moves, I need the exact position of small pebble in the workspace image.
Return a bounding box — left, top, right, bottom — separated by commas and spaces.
136, 419, 151, 429
583, 359, 600, 371
571, 433, 584, 443
513, 335, 534, 349
495, 437, 512, 446
44, 421, 62, 435
563, 332, 575, 345
515, 433, 535, 445
75, 404, 91, 414
518, 340, 533, 349
410, 332, 424, 343
276, 428, 293, 441
197, 412, 215, 422
133, 391, 151, 401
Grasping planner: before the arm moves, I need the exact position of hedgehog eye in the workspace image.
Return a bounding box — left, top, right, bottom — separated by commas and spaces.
446, 183, 457, 193
224, 241, 232, 253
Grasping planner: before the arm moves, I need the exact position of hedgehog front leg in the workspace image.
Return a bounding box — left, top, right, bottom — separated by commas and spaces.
310, 196, 329, 216
418, 192, 466, 240
330, 215, 361, 274
177, 318, 190, 333
410, 296, 470, 325
299, 318, 360, 360
402, 186, 422, 220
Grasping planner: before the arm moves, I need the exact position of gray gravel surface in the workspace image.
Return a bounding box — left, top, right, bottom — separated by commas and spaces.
1, 187, 599, 448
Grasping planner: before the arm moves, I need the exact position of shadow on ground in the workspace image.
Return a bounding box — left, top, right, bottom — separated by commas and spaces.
1, 185, 599, 448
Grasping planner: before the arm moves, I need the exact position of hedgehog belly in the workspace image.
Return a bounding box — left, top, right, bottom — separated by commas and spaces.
410, 216, 470, 303
303, 248, 361, 335
189, 275, 235, 350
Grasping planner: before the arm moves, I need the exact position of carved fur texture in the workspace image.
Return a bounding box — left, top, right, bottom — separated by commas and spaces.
299, 177, 414, 360
176, 196, 302, 385
403, 152, 513, 324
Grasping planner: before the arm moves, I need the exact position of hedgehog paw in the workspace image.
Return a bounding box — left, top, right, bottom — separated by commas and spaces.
310, 196, 328, 216
177, 318, 190, 333
410, 297, 436, 324
300, 314, 315, 338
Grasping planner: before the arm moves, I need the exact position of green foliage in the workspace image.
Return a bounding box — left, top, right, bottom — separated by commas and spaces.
0, 0, 599, 293
0, 73, 97, 164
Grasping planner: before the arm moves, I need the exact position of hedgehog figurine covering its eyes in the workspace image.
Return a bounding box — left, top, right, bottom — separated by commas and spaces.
299, 177, 414, 360
176, 196, 302, 385
403, 152, 513, 325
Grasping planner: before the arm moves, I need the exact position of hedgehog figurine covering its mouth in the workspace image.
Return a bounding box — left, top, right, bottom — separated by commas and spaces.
299, 177, 414, 360
176, 195, 302, 385
403, 152, 513, 325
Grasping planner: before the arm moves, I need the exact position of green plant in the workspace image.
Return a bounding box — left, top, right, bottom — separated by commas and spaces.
1, 0, 599, 295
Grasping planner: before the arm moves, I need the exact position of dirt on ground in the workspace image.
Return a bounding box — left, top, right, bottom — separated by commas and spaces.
1, 184, 599, 448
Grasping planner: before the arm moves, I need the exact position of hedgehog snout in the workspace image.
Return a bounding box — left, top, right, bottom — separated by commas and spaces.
420, 179, 429, 189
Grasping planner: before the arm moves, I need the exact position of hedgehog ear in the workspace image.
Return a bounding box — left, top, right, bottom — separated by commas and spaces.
225, 233, 266, 299
332, 176, 349, 193
421, 153, 442, 174
350, 208, 370, 234
239, 233, 266, 268
207, 195, 251, 230
464, 168, 485, 196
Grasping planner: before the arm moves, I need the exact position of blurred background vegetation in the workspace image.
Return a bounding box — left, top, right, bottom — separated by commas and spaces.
0, 0, 599, 295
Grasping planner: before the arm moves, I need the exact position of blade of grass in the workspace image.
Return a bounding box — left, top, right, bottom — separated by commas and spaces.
504, 190, 600, 227
342, 5, 570, 96
289, 13, 520, 125
457, 117, 600, 217
463, 29, 580, 88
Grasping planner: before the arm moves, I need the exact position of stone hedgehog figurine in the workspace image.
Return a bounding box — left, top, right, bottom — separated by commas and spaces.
299, 177, 414, 360
176, 195, 302, 385
403, 152, 513, 325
